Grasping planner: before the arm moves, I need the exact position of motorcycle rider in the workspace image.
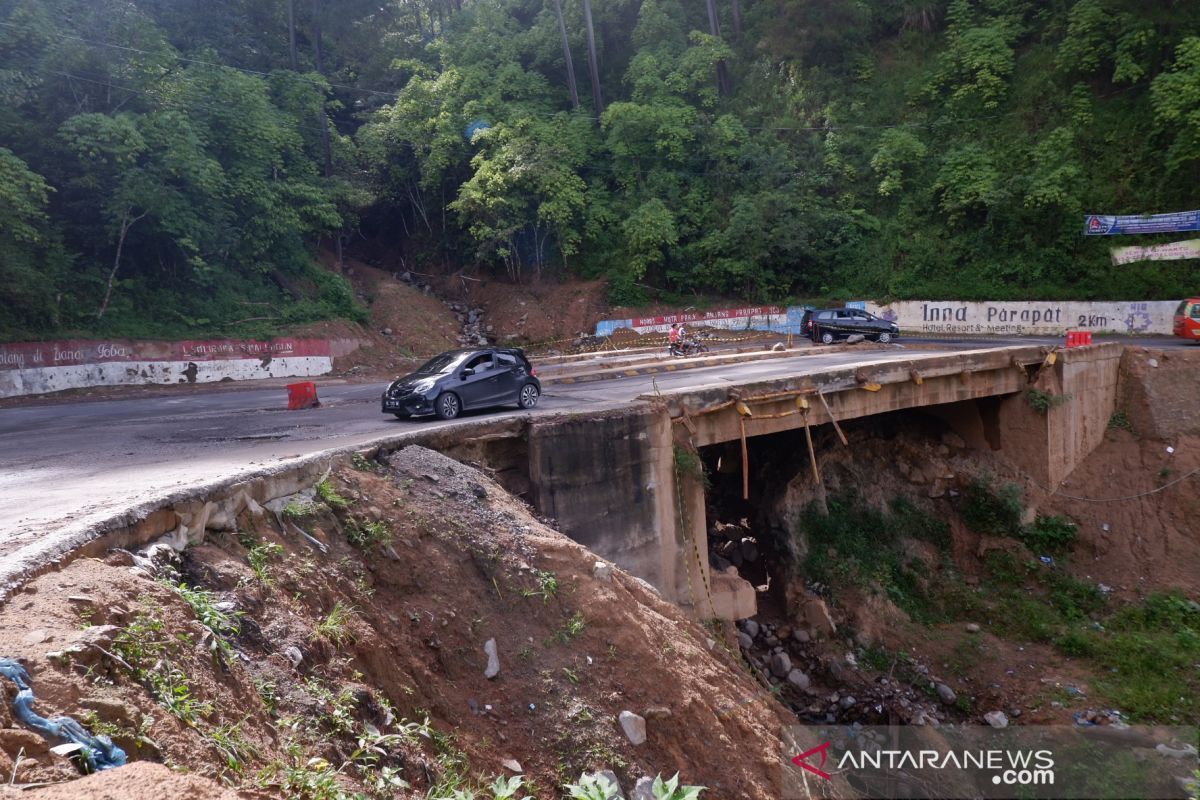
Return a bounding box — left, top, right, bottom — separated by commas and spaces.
668, 322, 681, 356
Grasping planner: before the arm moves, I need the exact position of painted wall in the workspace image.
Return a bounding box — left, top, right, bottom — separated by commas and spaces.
595, 300, 1181, 338
864, 300, 1178, 336
595, 305, 788, 336
0, 337, 333, 398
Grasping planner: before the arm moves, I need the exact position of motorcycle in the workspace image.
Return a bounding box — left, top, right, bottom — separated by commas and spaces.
668, 335, 710, 357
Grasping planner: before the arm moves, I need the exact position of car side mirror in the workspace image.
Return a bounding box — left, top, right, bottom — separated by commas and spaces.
461, 368, 474, 378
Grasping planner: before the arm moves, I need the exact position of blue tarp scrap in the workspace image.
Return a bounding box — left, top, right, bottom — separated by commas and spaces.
0, 657, 127, 772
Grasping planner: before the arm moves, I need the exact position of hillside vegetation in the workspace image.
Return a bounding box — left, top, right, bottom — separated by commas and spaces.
2, 0, 1199, 341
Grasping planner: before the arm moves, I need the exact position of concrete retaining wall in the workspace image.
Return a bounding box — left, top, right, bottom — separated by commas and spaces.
596, 300, 1180, 338
0, 337, 334, 398
865, 300, 1177, 336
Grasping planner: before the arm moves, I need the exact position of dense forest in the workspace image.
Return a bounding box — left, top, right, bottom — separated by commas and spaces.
2, 0, 1199, 340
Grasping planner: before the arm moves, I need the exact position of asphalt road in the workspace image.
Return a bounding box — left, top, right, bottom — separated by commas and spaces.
0, 334, 1189, 565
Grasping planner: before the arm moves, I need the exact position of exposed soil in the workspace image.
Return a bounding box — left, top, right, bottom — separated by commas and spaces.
699, 392, 1200, 742
0, 447, 809, 799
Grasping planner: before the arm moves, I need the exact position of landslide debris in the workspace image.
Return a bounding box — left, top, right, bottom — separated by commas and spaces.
0, 446, 807, 799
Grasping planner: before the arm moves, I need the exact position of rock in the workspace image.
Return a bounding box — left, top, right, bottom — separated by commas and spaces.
470, 484, 487, 499
80, 697, 142, 730
23, 630, 47, 645
740, 538, 759, 562
792, 629, 811, 644
643, 706, 672, 719
942, 431, 967, 449
787, 669, 811, 690
840, 696, 857, 709
618, 711, 646, 745
593, 561, 613, 582
927, 478, 947, 499
631, 777, 656, 800
803, 598, 837, 637
936, 683, 957, 705
742, 619, 760, 639
737, 632, 753, 650
984, 711, 1009, 729
593, 770, 625, 799
772, 342, 786, 351
770, 652, 792, 677
284, 645, 303, 667
0, 729, 49, 756
965, 623, 981, 633
382, 328, 393, 336
1155, 742, 1197, 759
1148, 358, 1158, 368
501, 758, 523, 773
1009, 708, 1022, 718
484, 638, 500, 679
846, 334, 866, 344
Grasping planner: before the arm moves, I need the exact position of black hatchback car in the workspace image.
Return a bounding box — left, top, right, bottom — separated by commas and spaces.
382, 348, 541, 420
804, 308, 900, 344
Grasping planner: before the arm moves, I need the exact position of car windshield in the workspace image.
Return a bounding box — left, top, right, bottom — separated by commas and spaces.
414, 352, 469, 374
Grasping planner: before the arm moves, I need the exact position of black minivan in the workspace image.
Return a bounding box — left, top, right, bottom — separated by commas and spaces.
804, 308, 900, 344
382, 347, 541, 420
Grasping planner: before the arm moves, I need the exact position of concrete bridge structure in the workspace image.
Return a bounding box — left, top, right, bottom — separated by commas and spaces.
2, 343, 1127, 623
525, 343, 1122, 619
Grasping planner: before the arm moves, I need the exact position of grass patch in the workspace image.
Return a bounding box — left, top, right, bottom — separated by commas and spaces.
551, 612, 587, 645
112, 612, 214, 726
315, 478, 350, 509
799, 493, 954, 622
960, 477, 1023, 536
314, 602, 358, 648
1027, 388, 1071, 414
1020, 515, 1078, 555
345, 519, 391, 550
1107, 409, 1133, 432
1086, 593, 1200, 722
282, 498, 320, 519
246, 541, 285, 584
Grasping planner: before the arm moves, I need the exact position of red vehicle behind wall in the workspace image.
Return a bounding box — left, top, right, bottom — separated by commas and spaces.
1174, 298, 1200, 341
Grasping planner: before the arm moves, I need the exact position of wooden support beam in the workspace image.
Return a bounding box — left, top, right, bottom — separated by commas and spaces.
816, 390, 849, 447
739, 417, 750, 500
801, 409, 821, 485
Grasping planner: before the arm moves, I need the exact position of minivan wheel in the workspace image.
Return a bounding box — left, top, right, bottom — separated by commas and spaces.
518, 382, 540, 409
820, 331, 835, 345
435, 392, 461, 420
877, 332, 893, 344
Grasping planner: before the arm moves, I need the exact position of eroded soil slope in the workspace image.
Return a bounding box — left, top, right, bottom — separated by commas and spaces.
0, 447, 806, 799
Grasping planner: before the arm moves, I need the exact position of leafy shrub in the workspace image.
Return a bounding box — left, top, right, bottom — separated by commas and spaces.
961, 478, 1023, 536
1027, 388, 1071, 414
1020, 515, 1077, 555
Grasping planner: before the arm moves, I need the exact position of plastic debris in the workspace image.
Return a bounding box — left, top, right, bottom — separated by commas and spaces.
1039, 556, 1054, 565
0, 658, 126, 772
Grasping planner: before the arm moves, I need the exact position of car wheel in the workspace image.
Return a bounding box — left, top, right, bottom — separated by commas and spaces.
877, 332, 892, 344
820, 331, 835, 345
518, 382, 540, 409
434, 392, 461, 420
